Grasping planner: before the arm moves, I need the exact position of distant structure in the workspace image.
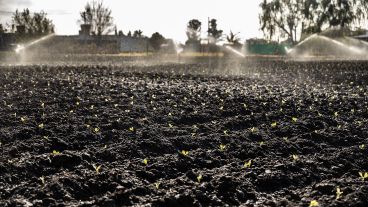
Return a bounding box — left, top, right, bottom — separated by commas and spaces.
245, 38, 288, 55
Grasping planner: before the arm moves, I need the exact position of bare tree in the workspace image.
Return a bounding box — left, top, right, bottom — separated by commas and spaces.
79, 0, 114, 36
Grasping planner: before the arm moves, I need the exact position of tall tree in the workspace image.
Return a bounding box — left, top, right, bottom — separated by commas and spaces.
207, 19, 223, 42
133, 30, 143, 38
12, 9, 54, 35
186, 19, 202, 41
259, 0, 368, 43
79, 0, 114, 36
149, 32, 166, 51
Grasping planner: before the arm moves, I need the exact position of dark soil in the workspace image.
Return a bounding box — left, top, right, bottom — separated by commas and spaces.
0, 60, 368, 207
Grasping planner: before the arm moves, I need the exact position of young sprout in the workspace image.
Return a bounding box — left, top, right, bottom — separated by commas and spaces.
309, 200, 319, 207
41, 102, 45, 108
359, 144, 365, 150
94, 127, 100, 133
52, 150, 60, 155
259, 141, 265, 146
219, 144, 226, 151
292, 117, 298, 123
114, 104, 118, 107
292, 154, 299, 161
271, 122, 277, 128
250, 127, 257, 133
142, 158, 148, 165
359, 172, 368, 181
334, 112, 339, 117
219, 106, 224, 110
90, 105, 94, 110
243, 103, 247, 108
39, 176, 45, 185
336, 187, 343, 200
76, 102, 80, 106
243, 160, 252, 169
168, 112, 172, 116
223, 130, 229, 136
180, 150, 189, 156
154, 182, 160, 189
197, 174, 203, 183
38, 123, 44, 129
93, 164, 102, 174
20, 117, 26, 123
129, 127, 134, 132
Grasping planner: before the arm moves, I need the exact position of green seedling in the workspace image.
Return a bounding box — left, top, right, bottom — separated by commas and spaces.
142, 158, 148, 165
169, 123, 173, 128
250, 127, 257, 133
271, 122, 277, 128
129, 127, 134, 132
259, 141, 265, 146
154, 182, 160, 189
219, 106, 224, 110
223, 130, 229, 136
309, 200, 319, 207
359, 172, 368, 181
359, 144, 365, 150
39, 176, 45, 185
219, 144, 226, 151
336, 187, 343, 200
292, 117, 298, 122
41, 102, 45, 108
76, 102, 80, 106
180, 150, 189, 156
38, 123, 44, 129
243, 160, 252, 169
197, 174, 202, 183
20, 117, 26, 123
52, 150, 60, 155
334, 112, 339, 117
93, 164, 102, 174
292, 154, 299, 161
94, 127, 100, 133
168, 112, 172, 116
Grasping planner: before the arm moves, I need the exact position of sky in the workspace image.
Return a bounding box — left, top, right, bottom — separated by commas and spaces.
0, 0, 264, 43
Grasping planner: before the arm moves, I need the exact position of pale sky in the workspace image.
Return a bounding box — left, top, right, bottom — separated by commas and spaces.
0, 0, 264, 43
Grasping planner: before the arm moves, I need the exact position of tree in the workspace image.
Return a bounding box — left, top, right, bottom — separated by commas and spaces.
226, 31, 241, 45
207, 19, 223, 42
79, 0, 114, 36
259, 0, 368, 43
149, 32, 166, 51
133, 30, 143, 38
12, 9, 54, 35
186, 19, 202, 41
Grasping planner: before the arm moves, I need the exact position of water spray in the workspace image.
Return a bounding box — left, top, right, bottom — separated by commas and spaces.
15, 34, 55, 53
224, 45, 245, 58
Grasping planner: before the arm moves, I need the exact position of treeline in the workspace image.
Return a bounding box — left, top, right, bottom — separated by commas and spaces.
259, 0, 368, 43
